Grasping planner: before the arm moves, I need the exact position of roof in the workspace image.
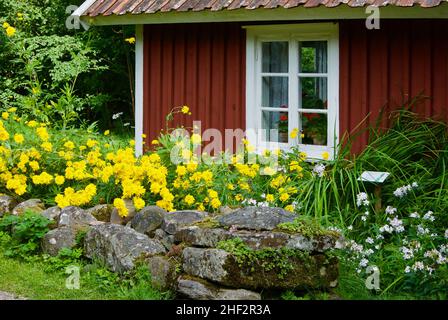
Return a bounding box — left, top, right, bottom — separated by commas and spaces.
82, 0, 447, 17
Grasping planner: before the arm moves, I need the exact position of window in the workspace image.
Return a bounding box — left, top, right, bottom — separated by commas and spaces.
245, 23, 339, 160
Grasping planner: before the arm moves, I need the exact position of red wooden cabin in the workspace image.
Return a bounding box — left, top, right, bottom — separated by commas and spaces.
75, 1, 448, 159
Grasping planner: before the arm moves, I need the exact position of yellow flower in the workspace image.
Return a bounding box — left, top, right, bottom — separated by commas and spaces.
290, 128, 299, 139
36, 127, 49, 141
2, 22, 10, 29
2, 112, 9, 120
64, 141, 75, 150
142, 134, 147, 139
191, 134, 201, 145
5, 26, 15, 37
40, 142, 52, 152
266, 194, 275, 202
322, 151, 330, 160
87, 139, 97, 148
113, 198, 129, 217
227, 184, 235, 191
55, 175, 65, 185
279, 193, 290, 202
104, 130, 110, 136
210, 198, 221, 210
285, 205, 295, 212
208, 189, 218, 199
176, 165, 187, 176
7, 107, 16, 113
151, 139, 159, 145
14, 134, 24, 144
125, 37, 136, 44
181, 106, 190, 114
129, 139, 135, 147
184, 195, 195, 206
133, 197, 145, 211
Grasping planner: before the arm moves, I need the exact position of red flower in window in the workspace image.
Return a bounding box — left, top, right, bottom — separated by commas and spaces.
280, 115, 288, 121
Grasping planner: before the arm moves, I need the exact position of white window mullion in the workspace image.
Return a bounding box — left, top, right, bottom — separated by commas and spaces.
288, 40, 299, 148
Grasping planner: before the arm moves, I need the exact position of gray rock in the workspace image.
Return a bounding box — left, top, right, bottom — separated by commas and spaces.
218, 207, 296, 231
41, 206, 61, 225
182, 247, 338, 290
86, 204, 113, 222
110, 199, 136, 225
154, 228, 175, 251
175, 226, 341, 252
0, 195, 17, 217
162, 211, 208, 235
12, 199, 45, 216
84, 224, 166, 273
147, 255, 177, 290
41, 227, 77, 256
174, 227, 229, 247
131, 206, 167, 236
177, 276, 261, 300
219, 206, 238, 215
58, 206, 97, 231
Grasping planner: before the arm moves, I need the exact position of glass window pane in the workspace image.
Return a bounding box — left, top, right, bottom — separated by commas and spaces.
300, 113, 327, 146
300, 77, 328, 109
262, 42, 288, 73
262, 111, 289, 143
262, 77, 288, 109
299, 41, 327, 73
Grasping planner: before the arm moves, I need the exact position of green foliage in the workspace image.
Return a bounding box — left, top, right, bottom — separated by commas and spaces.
0, 0, 135, 131
0, 211, 50, 258
276, 216, 336, 237
217, 237, 312, 279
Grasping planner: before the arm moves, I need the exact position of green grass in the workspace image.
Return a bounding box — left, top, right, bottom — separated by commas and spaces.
0, 249, 172, 300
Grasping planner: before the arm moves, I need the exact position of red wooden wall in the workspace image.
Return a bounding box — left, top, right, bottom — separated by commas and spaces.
339, 19, 448, 153
143, 23, 246, 149
143, 20, 448, 153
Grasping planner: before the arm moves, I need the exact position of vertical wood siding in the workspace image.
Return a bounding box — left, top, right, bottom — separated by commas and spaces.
143, 20, 448, 154
339, 20, 448, 153
143, 23, 246, 150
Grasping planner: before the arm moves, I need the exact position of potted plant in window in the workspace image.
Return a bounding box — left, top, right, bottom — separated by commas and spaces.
302, 113, 327, 145
278, 113, 289, 143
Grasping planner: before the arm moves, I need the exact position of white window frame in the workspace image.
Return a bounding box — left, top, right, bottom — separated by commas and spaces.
245, 23, 339, 160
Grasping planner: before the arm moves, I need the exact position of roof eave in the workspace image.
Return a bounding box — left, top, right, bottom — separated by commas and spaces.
81, 4, 448, 26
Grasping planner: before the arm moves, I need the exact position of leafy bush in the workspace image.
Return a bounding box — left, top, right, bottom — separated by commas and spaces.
0, 210, 51, 258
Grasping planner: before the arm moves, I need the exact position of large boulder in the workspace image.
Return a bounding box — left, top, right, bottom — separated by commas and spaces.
0, 195, 17, 217
162, 211, 208, 235
12, 199, 45, 216
41, 227, 77, 256
58, 206, 98, 231
175, 226, 343, 252
110, 199, 136, 225
177, 276, 261, 300
86, 204, 113, 222
41, 206, 61, 228
146, 255, 178, 290
131, 206, 167, 237
84, 224, 166, 273
218, 207, 296, 231
182, 247, 338, 290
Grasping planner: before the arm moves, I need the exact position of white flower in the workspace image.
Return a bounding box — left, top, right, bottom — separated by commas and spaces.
112, 112, 123, 120
312, 163, 326, 177
412, 261, 425, 271
423, 211, 435, 222
389, 217, 404, 233
379, 225, 393, 234
366, 237, 374, 244
385, 206, 397, 215
123, 122, 130, 127
359, 258, 369, 268
409, 212, 420, 219
400, 247, 414, 260
364, 249, 374, 256
347, 225, 353, 231
445, 229, 448, 239
417, 224, 430, 236
375, 245, 380, 250
376, 234, 384, 240
393, 183, 417, 198
356, 192, 369, 207
361, 216, 367, 222
404, 266, 411, 273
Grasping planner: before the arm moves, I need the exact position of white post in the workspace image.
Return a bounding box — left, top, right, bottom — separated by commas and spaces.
135, 24, 144, 157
